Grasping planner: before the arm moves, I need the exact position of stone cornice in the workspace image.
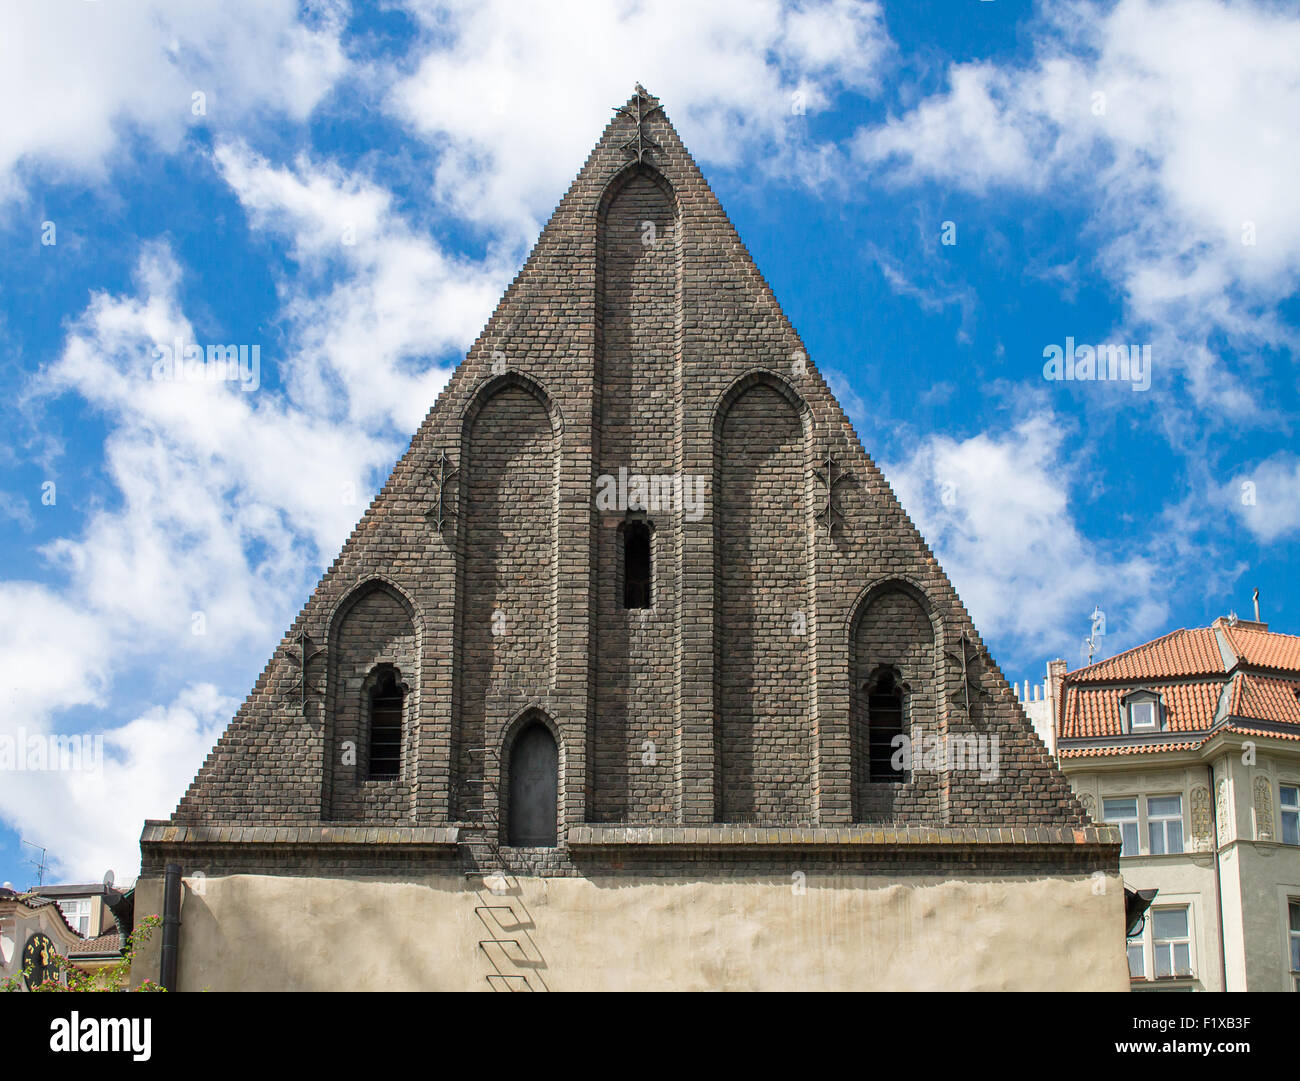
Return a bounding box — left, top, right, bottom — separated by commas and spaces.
567, 824, 1119, 850
140, 821, 461, 848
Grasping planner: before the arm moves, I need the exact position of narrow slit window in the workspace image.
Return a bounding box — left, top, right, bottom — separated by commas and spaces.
868, 672, 906, 783
623, 521, 651, 609
369, 669, 403, 779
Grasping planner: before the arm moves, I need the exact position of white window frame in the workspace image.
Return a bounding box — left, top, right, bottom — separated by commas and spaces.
1128, 699, 1157, 731
1103, 796, 1140, 857
1151, 905, 1194, 979
1281, 785, 1299, 847
1147, 794, 1185, 855
56, 898, 93, 937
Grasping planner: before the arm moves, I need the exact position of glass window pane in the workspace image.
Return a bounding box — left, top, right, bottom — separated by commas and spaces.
1122, 822, 1139, 856
1173, 943, 1191, 976
1104, 797, 1138, 819
1291, 938, 1300, 973
1153, 908, 1188, 939
1167, 820, 1184, 854
1148, 795, 1181, 816
1283, 812, 1300, 847
1148, 822, 1165, 855
1290, 901, 1300, 933
1281, 786, 1299, 809
1127, 943, 1144, 978
1155, 947, 1172, 978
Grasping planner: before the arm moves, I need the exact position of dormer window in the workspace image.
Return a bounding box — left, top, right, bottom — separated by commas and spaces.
1123, 691, 1163, 733
1130, 701, 1157, 731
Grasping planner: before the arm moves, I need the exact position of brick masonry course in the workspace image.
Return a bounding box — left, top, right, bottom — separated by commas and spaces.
154, 88, 1096, 878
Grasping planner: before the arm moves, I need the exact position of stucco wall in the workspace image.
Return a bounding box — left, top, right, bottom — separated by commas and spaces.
1068, 752, 1300, 990
1235, 843, 1300, 992
131, 871, 1128, 991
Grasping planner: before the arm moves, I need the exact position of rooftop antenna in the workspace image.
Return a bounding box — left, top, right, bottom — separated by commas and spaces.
20, 839, 48, 888
1253, 587, 1260, 623
1084, 604, 1104, 665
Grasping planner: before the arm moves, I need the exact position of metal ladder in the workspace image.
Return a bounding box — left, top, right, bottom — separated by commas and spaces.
462, 746, 548, 991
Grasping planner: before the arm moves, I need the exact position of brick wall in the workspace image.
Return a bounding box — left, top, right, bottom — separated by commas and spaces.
168, 89, 1088, 848
715, 382, 812, 821
324, 583, 419, 820
852, 586, 940, 821
591, 166, 678, 821
454, 383, 558, 821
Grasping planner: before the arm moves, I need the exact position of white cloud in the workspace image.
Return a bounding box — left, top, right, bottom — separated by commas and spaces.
0, 684, 234, 884
885, 411, 1168, 668
2, 131, 519, 878
0, 0, 346, 202
0, 584, 111, 726
852, 0, 1300, 417
213, 141, 513, 433
857, 63, 1051, 192
1223, 453, 1300, 543
390, 0, 890, 237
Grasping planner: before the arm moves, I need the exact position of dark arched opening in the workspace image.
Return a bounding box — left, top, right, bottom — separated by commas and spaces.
623, 520, 652, 609
508, 722, 558, 846
867, 670, 907, 783
368, 666, 404, 779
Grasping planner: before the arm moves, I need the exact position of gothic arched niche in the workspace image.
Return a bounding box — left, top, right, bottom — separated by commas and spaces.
455, 378, 558, 821
851, 584, 937, 822
591, 163, 680, 823
714, 379, 812, 823
325, 580, 418, 820
507, 720, 559, 847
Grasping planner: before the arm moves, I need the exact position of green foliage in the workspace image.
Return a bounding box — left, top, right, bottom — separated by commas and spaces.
2, 914, 166, 992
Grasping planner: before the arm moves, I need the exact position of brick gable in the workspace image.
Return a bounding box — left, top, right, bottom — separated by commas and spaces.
157, 87, 1087, 869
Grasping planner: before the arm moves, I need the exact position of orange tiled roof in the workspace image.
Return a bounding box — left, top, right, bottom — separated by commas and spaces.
1224, 725, 1300, 742
1059, 681, 1222, 739
1059, 741, 1204, 758
1228, 672, 1300, 725
1222, 625, 1300, 672
1069, 628, 1225, 681
1058, 621, 1300, 760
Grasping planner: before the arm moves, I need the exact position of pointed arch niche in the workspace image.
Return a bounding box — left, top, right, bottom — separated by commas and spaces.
849, 581, 941, 822
502, 710, 562, 847
590, 162, 682, 823
453, 373, 561, 823
712, 371, 814, 823
324, 578, 420, 821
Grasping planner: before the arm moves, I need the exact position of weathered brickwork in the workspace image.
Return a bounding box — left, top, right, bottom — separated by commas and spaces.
591, 166, 678, 821
454, 383, 557, 821
852, 587, 939, 821
715, 382, 812, 821
324, 582, 419, 821
160, 87, 1091, 879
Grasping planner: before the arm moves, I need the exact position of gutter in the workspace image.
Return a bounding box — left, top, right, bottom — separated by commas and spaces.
160, 863, 182, 991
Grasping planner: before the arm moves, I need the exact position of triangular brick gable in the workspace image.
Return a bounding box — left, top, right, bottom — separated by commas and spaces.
169, 87, 1087, 834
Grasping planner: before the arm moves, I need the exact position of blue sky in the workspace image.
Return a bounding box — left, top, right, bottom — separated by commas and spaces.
2, 0, 1297, 888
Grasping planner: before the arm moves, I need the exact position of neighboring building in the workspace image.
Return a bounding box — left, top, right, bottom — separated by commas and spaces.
132, 86, 1124, 992
30, 882, 117, 939
1016, 659, 1067, 757
1024, 615, 1300, 991
0, 884, 129, 987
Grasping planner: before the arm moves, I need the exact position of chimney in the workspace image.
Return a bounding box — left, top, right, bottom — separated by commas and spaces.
1253, 587, 1260, 623
1046, 658, 1067, 756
